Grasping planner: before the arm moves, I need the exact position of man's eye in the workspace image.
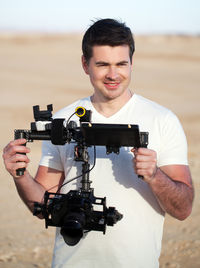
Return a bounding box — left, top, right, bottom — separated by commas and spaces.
117, 62, 127, 66
96, 63, 108, 67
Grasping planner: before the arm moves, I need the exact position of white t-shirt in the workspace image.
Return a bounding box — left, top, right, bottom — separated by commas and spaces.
39, 94, 188, 268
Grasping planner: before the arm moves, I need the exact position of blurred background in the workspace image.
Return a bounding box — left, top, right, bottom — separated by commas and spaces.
0, 0, 199, 34
0, 1, 200, 267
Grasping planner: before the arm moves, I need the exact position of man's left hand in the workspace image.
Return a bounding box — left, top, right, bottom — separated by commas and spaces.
132, 148, 157, 183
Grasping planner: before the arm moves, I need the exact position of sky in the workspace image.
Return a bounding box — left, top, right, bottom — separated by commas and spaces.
0, 0, 199, 35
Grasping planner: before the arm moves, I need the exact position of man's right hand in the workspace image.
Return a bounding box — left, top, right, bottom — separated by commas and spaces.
2, 139, 30, 178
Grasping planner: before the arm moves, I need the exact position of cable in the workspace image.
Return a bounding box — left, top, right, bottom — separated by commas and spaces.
56, 145, 96, 193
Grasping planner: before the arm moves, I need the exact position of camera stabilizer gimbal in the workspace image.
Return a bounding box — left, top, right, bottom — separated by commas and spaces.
14, 104, 148, 246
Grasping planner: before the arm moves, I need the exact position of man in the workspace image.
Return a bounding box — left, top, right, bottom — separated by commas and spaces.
3, 19, 194, 268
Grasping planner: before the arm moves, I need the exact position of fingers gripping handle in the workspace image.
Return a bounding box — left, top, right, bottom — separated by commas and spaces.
14, 130, 27, 176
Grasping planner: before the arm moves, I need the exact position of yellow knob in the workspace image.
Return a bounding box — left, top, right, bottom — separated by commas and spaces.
75, 107, 86, 117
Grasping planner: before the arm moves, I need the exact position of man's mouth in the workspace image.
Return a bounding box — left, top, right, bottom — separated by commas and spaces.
104, 82, 120, 89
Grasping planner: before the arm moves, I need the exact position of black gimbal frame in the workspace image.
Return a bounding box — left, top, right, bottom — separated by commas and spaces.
14, 104, 148, 246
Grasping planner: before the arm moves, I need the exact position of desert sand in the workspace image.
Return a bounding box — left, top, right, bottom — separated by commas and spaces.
0, 33, 199, 268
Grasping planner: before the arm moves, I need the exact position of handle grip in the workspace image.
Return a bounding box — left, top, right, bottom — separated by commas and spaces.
138, 132, 149, 180
14, 130, 27, 176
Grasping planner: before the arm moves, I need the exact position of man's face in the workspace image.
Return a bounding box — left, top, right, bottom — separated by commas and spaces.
82, 45, 133, 102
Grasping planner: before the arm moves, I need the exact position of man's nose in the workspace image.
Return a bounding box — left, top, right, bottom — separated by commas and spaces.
105, 67, 119, 80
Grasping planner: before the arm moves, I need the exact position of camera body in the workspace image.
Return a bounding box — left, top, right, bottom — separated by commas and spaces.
34, 189, 122, 246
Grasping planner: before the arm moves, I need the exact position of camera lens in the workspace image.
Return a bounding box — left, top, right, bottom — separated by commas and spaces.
60, 212, 85, 246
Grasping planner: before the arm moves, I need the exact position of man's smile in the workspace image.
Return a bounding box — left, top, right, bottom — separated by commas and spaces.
104, 82, 120, 89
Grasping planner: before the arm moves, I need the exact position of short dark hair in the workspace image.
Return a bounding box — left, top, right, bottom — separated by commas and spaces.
82, 18, 135, 63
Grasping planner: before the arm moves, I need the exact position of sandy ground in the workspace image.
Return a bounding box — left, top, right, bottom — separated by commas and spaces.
0, 34, 199, 268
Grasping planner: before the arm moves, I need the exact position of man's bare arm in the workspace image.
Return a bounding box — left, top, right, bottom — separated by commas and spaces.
2, 139, 65, 214
148, 165, 193, 220
133, 148, 194, 220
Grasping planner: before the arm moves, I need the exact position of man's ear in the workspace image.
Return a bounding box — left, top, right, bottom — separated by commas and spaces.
81, 55, 89, 74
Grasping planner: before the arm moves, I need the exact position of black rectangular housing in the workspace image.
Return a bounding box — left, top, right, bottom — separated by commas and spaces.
81, 123, 141, 148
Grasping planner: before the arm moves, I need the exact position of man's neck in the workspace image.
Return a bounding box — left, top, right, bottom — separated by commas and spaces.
91, 90, 133, 118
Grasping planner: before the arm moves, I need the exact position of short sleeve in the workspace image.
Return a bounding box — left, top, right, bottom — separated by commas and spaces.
157, 111, 188, 167
39, 141, 64, 171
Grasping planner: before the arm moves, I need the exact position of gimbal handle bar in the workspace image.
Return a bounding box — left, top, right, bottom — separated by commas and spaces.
14, 106, 88, 177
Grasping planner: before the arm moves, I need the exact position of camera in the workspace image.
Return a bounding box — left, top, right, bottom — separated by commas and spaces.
33, 190, 123, 246
15, 104, 148, 246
